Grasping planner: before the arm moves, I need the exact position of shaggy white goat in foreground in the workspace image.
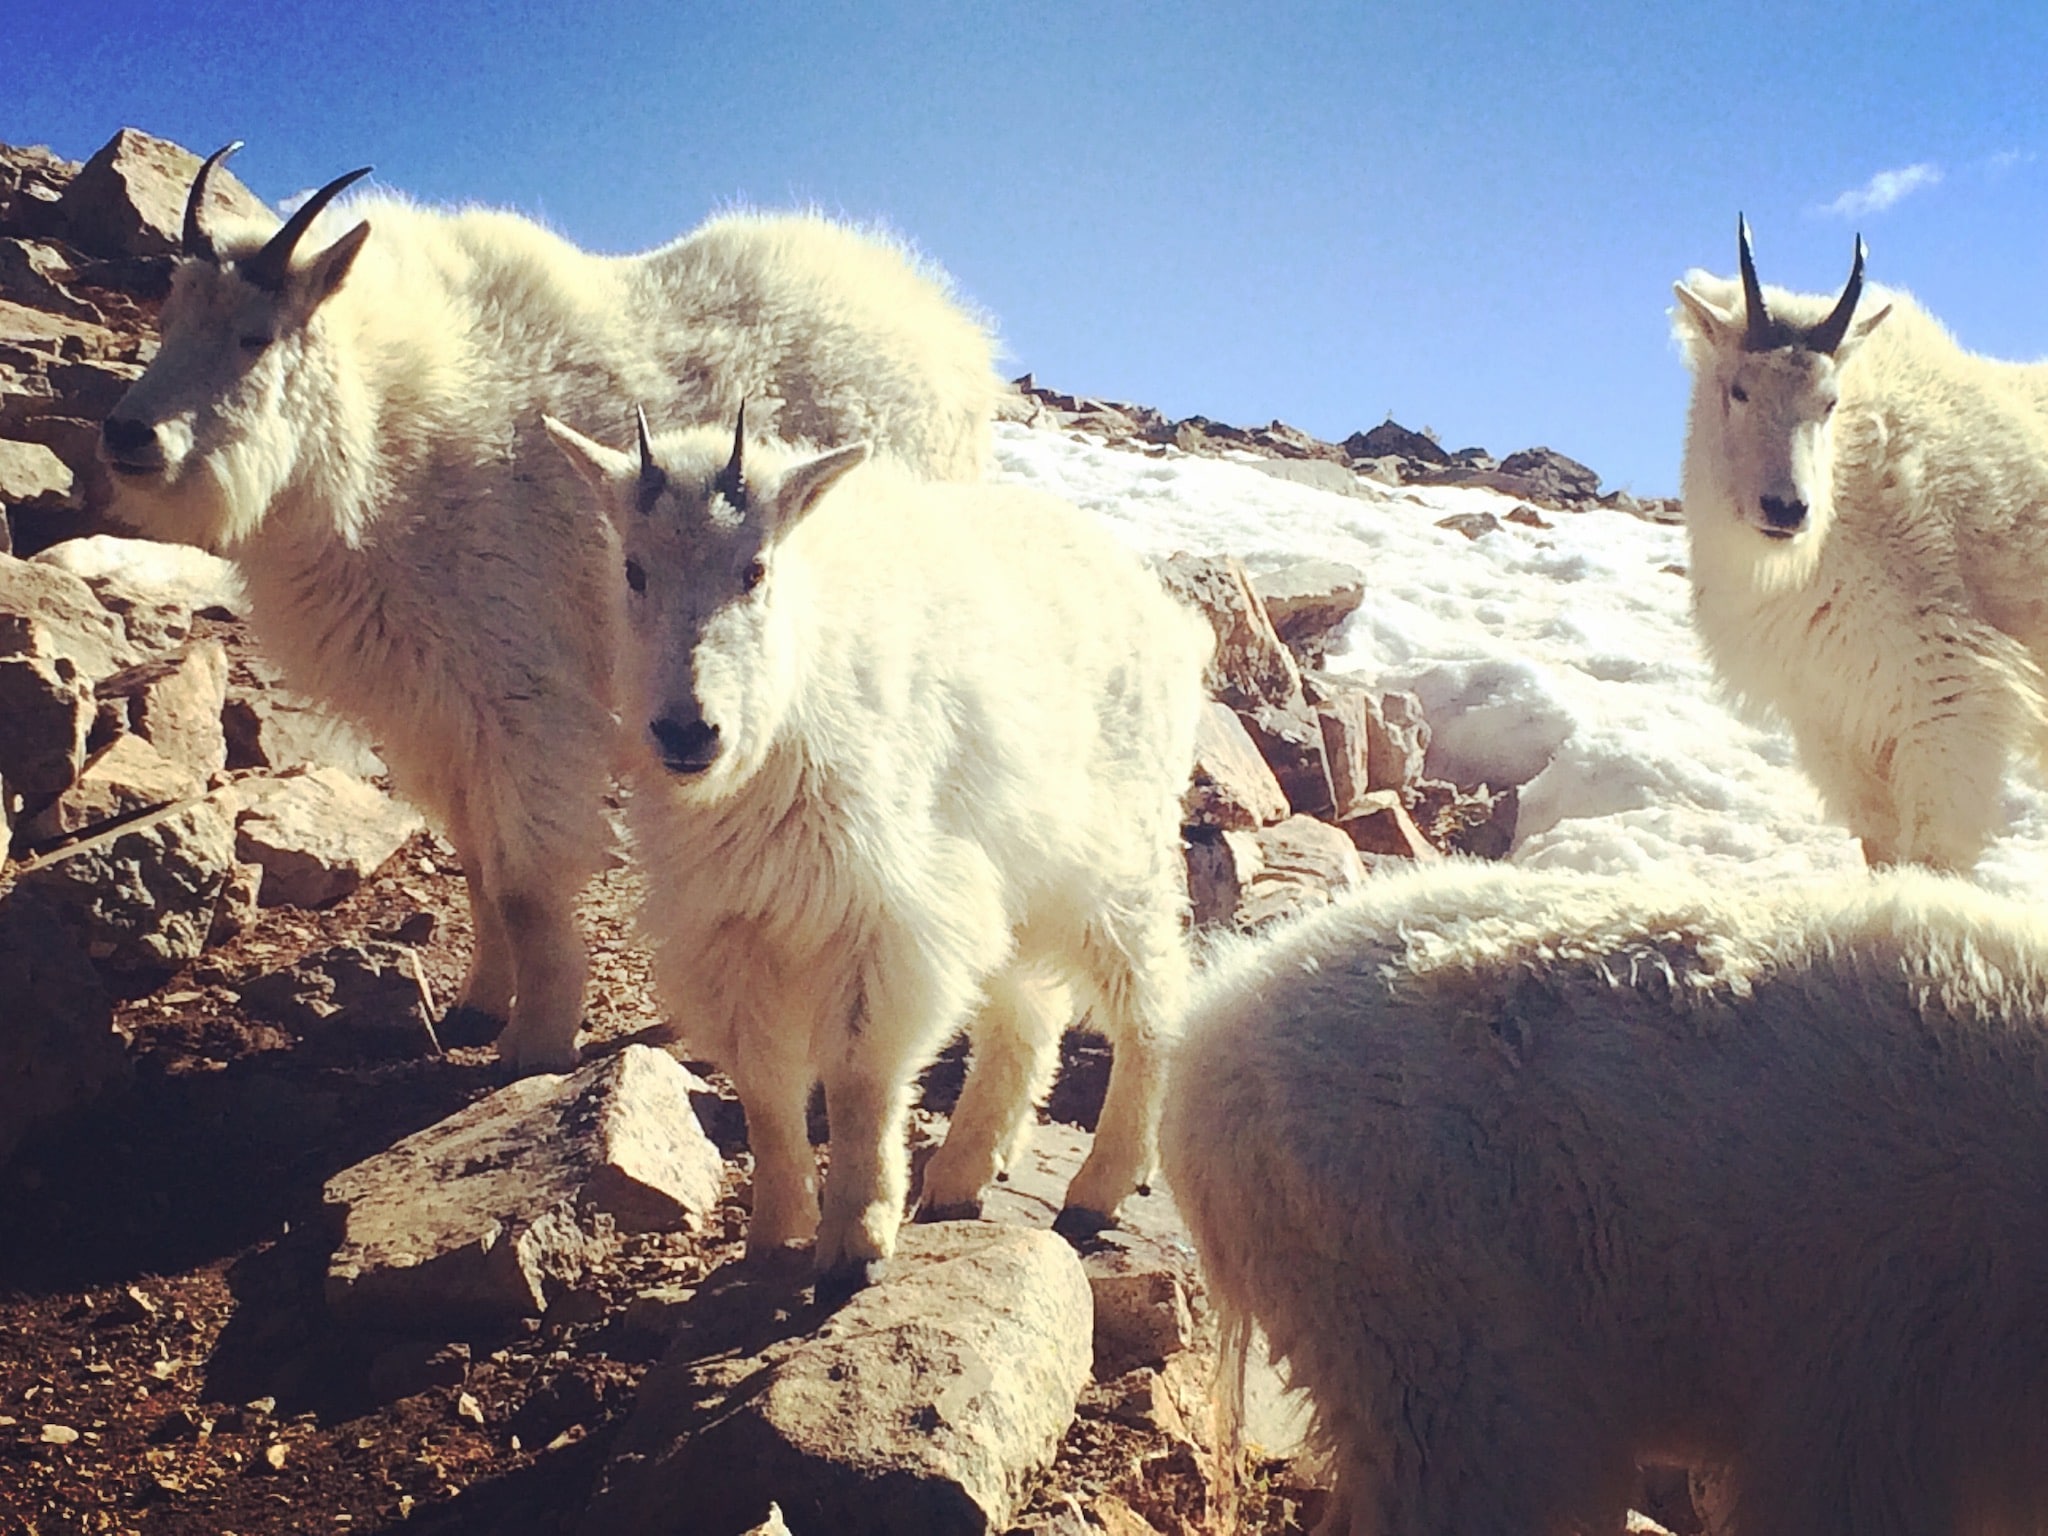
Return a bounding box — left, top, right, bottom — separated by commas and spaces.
1166, 858, 2048, 1536
1674, 218, 2048, 870
547, 411, 1211, 1295
99, 146, 1000, 1069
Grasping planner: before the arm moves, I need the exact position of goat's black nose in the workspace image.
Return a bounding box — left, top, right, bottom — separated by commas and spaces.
1759, 494, 1807, 534
101, 416, 156, 456
649, 716, 720, 774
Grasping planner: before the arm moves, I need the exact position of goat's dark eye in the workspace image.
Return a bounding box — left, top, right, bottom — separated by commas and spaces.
1729, 382, 1749, 404
625, 557, 646, 594
743, 558, 767, 593
1822, 398, 1837, 417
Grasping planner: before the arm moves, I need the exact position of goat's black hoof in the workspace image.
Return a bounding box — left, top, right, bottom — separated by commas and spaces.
436, 1005, 508, 1048
1052, 1205, 1115, 1241
916, 1200, 984, 1224
813, 1258, 886, 1309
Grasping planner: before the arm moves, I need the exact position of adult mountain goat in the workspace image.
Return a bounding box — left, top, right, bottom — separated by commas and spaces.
1166, 860, 2048, 1536
545, 411, 1210, 1296
99, 145, 1001, 1069
1673, 218, 2048, 870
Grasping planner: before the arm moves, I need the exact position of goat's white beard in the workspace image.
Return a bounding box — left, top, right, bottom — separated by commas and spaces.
199, 429, 303, 550
1689, 480, 1832, 596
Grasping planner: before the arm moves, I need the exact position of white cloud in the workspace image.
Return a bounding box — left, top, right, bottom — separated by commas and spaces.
1985, 148, 2036, 176
1815, 162, 1942, 218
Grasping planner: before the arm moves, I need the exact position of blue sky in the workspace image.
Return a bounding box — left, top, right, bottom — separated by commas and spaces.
10, 1, 2047, 495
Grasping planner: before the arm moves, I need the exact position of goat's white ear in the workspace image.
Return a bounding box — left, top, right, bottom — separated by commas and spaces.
307, 220, 371, 303
543, 415, 634, 495
1838, 301, 1893, 361
776, 442, 870, 530
1672, 282, 1733, 344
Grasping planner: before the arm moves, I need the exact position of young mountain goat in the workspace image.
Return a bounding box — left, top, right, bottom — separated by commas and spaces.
99, 146, 1001, 1069
1165, 859, 2048, 1536
545, 411, 1210, 1296
1673, 218, 2048, 870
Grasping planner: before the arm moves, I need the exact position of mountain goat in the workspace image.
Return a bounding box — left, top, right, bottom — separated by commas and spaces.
98, 145, 1001, 1069
1673, 218, 2048, 871
1165, 859, 2048, 1536
545, 410, 1210, 1296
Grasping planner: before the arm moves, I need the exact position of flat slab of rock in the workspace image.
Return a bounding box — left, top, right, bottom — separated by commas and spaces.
587, 1222, 1092, 1536
1182, 701, 1288, 831
1155, 553, 1300, 714
1253, 558, 1366, 668
9, 793, 236, 969
18, 730, 204, 844
0, 644, 92, 796
1236, 696, 1334, 818
1248, 457, 1364, 500
324, 1045, 724, 1327
1187, 815, 1366, 932
1366, 686, 1429, 792
0, 437, 75, 510
225, 766, 421, 907
1338, 789, 1440, 861
0, 551, 143, 683
98, 639, 228, 780
238, 940, 437, 1051
55, 128, 269, 261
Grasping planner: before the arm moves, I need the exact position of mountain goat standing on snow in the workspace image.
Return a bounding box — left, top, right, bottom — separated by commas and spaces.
545, 410, 1210, 1295
1673, 218, 2048, 870
98, 145, 1001, 1069
1166, 860, 2048, 1536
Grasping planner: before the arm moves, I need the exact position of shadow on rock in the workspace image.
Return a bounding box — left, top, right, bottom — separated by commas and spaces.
0, 1049, 502, 1293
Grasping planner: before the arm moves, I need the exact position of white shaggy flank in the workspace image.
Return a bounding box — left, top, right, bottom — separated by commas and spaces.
1166, 858, 2048, 1536
100, 174, 1001, 1070
1673, 236, 2048, 871
547, 418, 1211, 1292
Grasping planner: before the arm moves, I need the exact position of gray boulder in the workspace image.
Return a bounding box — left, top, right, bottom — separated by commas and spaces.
587, 1222, 1092, 1536
223, 766, 421, 907
0, 645, 91, 797
18, 730, 203, 844
324, 1045, 726, 1327
53, 128, 268, 261
9, 792, 236, 968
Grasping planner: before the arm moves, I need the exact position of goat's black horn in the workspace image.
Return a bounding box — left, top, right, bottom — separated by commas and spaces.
1738, 214, 1772, 350
715, 403, 747, 509
1807, 235, 1867, 356
635, 405, 666, 510
242, 164, 372, 292
181, 141, 244, 263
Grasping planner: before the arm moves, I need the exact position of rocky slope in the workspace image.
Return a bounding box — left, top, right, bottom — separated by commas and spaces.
0, 127, 1699, 1536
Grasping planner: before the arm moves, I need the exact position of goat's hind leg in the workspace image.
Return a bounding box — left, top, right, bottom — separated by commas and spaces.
1060, 905, 1188, 1233
918, 965, 1068, 1220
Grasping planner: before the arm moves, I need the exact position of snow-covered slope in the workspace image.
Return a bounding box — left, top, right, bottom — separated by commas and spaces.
992, 421, 2048, 899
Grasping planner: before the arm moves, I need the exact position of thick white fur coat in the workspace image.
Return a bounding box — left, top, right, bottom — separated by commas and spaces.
107, 196, 1000, 1067
1166, 859, 2048, 1535
615, 433, 1211, 1281
1675, 275, 2048, 869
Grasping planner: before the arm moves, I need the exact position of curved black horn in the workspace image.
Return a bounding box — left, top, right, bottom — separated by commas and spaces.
241, 164, 372, 292
181, 141, 244, 263
715, 402, 747, 510
1738, 214, 1772, 349
634, 405, 667, 511
1806, 235, 1867, 355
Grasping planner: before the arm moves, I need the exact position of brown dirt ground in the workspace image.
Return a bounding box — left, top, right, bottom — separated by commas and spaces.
0, 808, 1318, 1535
